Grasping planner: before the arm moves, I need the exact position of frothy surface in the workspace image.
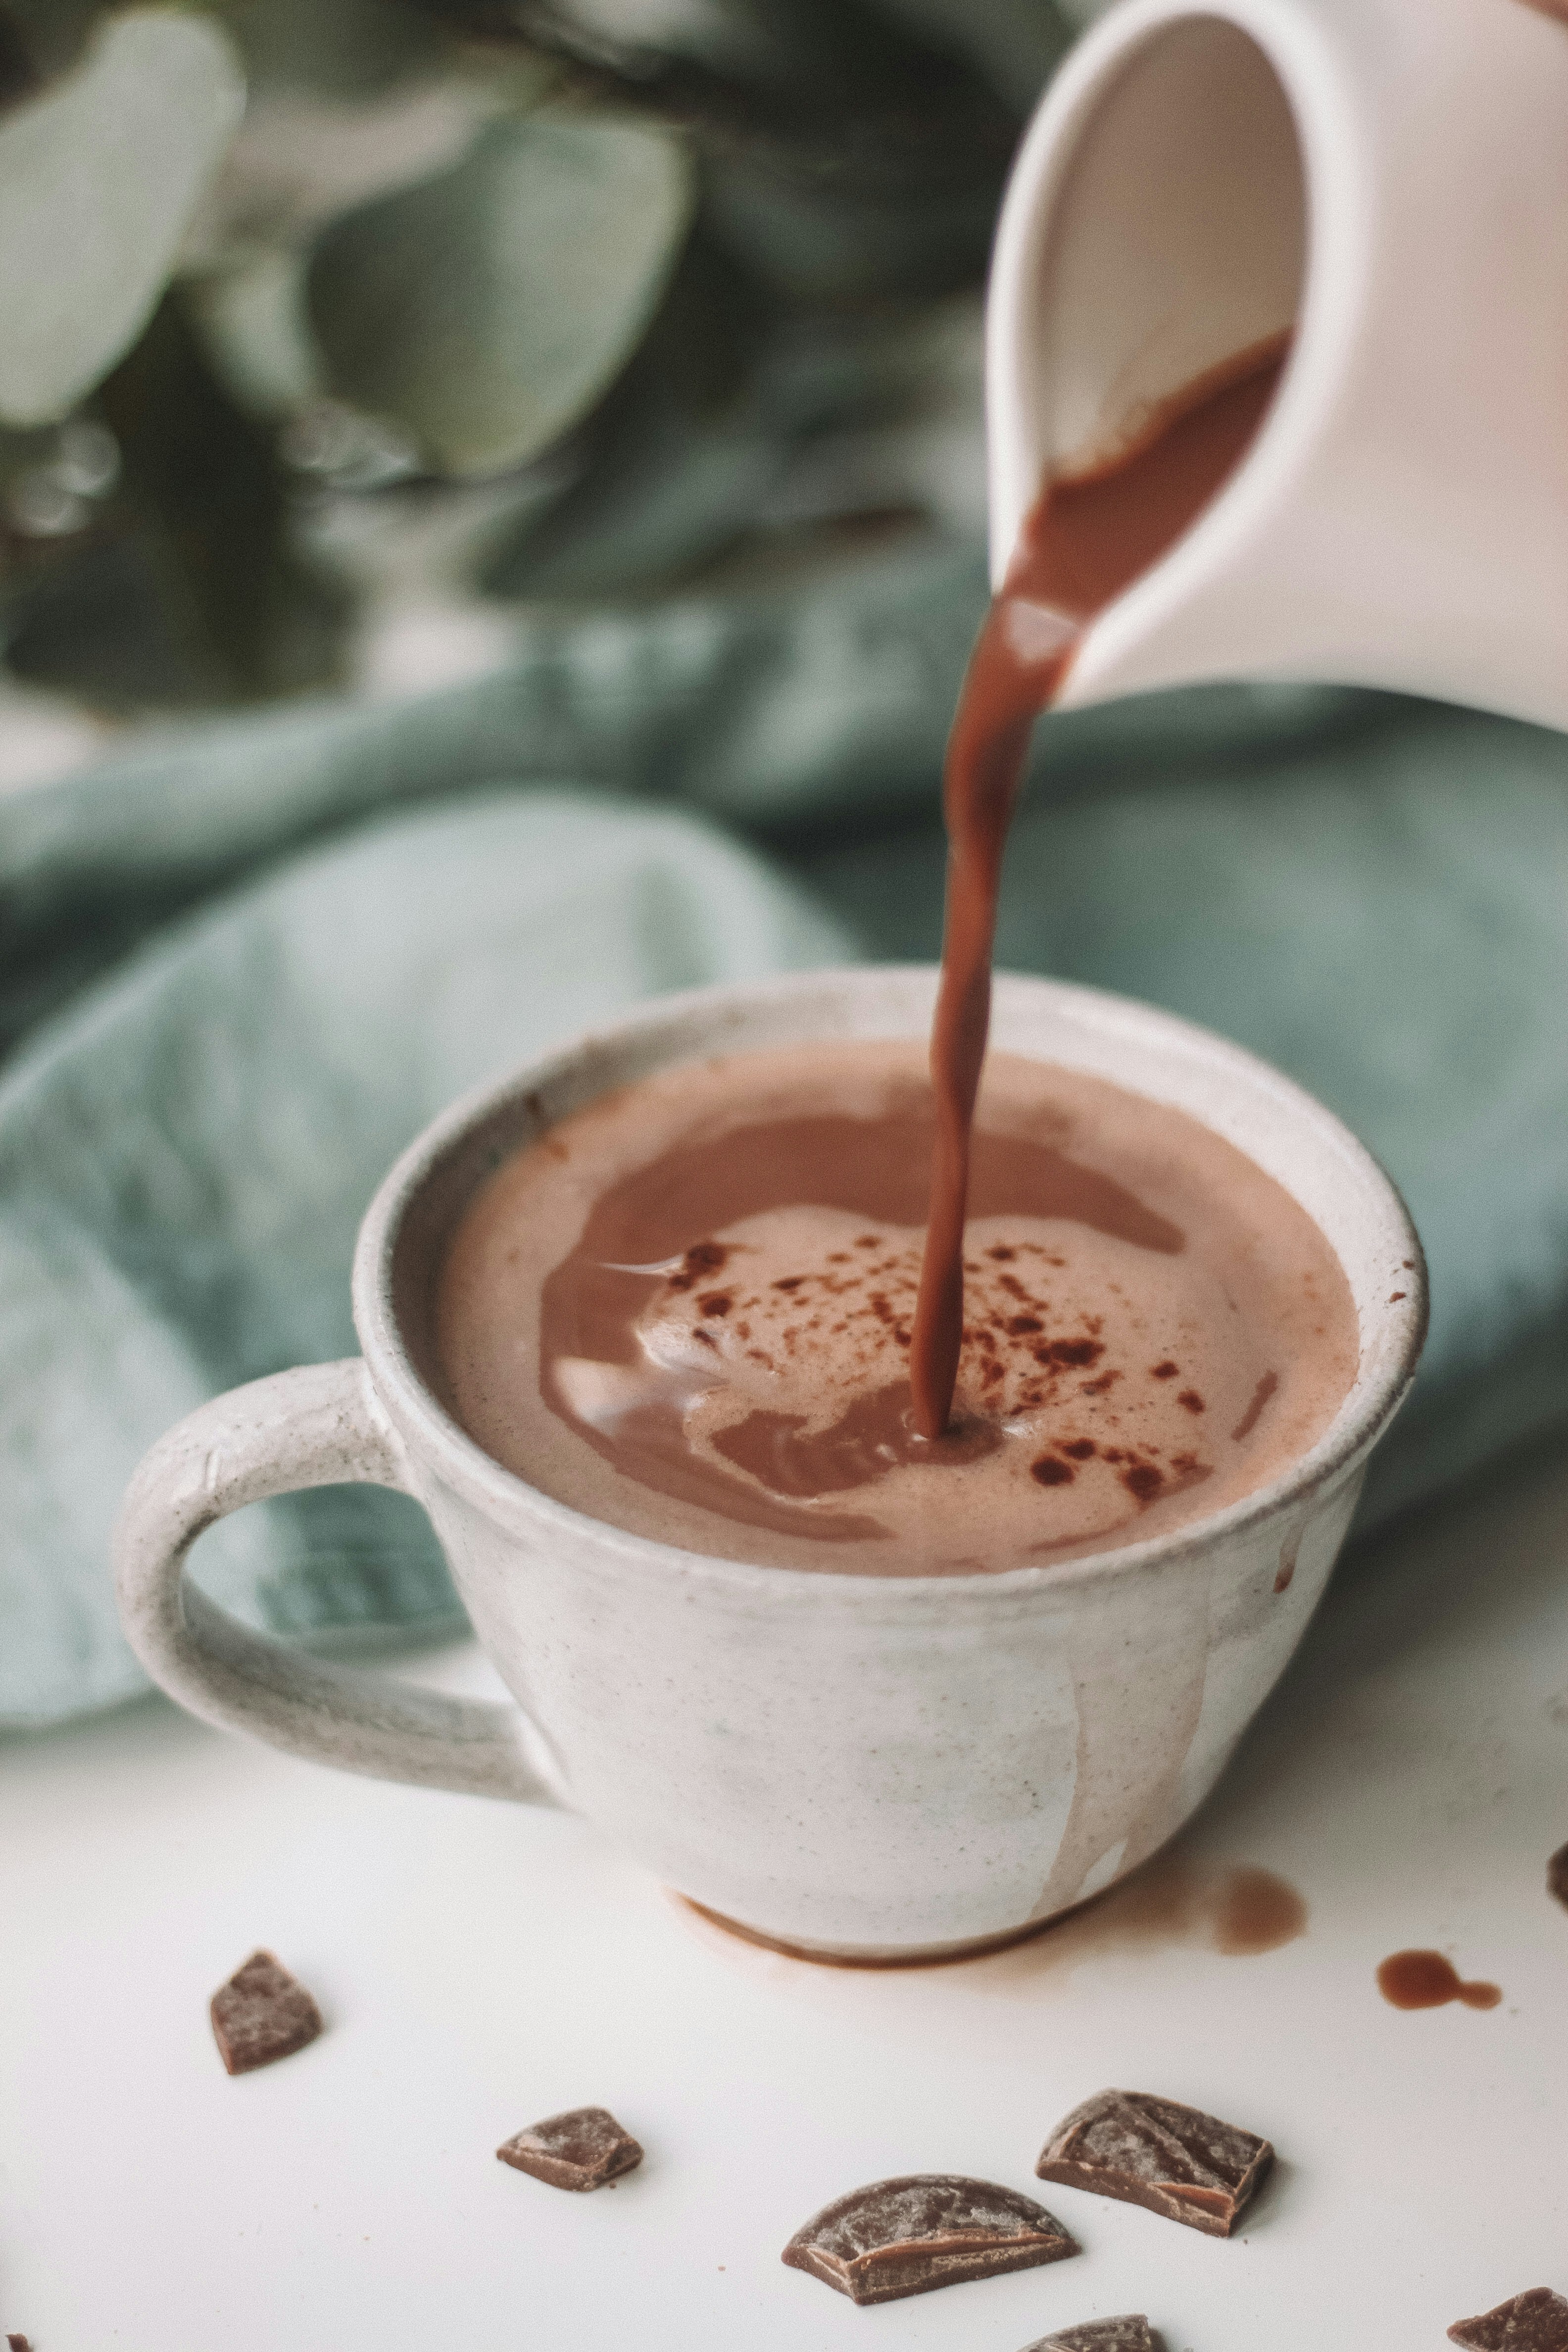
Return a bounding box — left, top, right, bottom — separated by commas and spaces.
435, 1042, 1359, 1574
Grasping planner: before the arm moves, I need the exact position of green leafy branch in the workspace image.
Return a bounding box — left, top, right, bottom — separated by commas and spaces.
0, 0, 1076, 711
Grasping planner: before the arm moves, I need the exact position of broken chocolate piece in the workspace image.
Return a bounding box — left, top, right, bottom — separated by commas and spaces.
209, 1950, 323, 2076
1548, 1843, 1568, 1911
1035, 2088, 1272, 2237
782, 2174, 1078, 2305
1021, 2317, 1161, 2352
496, 2106, 643, 2191
1448, 2288, 1568, 2350
8, 2334, 33, 2351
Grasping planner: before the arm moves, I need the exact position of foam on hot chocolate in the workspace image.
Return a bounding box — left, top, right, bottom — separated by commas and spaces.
435, 1041, 1359, 1575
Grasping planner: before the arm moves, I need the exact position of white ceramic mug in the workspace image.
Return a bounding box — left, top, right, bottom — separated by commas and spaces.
986, 0, 1568, 730
114, 969, 1424, 1962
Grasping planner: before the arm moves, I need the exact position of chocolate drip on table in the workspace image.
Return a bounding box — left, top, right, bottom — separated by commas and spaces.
1375, 1949, 1502, 2011
909, 336, 1290, 1436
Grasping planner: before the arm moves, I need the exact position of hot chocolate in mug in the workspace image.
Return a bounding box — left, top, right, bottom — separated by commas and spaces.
115, 970, 1425, 1963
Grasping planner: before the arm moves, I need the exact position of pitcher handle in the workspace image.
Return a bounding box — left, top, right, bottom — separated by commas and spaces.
113, 1358, 556, 1804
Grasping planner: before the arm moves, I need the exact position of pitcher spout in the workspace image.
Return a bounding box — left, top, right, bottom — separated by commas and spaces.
987, 0, 1568, 732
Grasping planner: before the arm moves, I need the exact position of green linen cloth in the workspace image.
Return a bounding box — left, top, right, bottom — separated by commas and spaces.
0, 531, 1369, 1053
1, 534, 1565, 1730
0, 788, 850, 1728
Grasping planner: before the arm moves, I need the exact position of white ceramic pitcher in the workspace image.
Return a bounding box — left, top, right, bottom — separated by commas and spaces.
986, 0, 1568, 727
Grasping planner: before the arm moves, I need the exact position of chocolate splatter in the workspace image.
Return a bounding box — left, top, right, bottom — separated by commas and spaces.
1230, 1369, 1278, 1441
1376, 1951, 1501, 2011
667, 1240, 728, 1290
1548, 1842, 1568, 1911
682, 1854, 1307, 1976
1211, 1865, 1308, 1955
993, 1857, 1308, 1983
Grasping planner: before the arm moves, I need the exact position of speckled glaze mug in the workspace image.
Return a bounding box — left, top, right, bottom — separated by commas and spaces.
114, 969, 1425, 1962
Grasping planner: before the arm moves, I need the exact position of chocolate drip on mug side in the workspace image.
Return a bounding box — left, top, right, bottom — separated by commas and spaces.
909, 337, 1290, 1435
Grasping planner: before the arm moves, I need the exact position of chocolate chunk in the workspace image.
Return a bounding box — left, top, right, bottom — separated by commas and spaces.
1448, 2288, 1568, 2349
1549, 1843, 1568, 1911
8, 2335, 33, 2351
209, 1950, 323, 2076
1021, 2317, 1161, 2352
1036, 2089, 1272, 2237
782, 2174, 1078, 2305
496, 2107, 643, 2191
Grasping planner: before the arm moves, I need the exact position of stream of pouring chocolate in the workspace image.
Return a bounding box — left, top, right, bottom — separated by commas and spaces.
908, 335, 1291, 1437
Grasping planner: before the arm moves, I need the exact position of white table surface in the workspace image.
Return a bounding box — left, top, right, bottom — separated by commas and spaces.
5, 1440, 1568, 2352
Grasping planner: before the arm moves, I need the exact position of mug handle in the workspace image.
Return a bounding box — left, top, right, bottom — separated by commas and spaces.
113, 1358, 557, 1804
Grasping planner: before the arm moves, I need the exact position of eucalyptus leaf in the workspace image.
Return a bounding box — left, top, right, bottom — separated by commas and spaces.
181, 73, 506, 267
484, 232, 776, 597
307, 113, 694, 478
0, 11, 246, 428
486, 279, 988, 597
185, 248, 323, 419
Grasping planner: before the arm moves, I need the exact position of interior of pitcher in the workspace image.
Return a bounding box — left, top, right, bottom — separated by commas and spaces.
992, 10, 1309, 558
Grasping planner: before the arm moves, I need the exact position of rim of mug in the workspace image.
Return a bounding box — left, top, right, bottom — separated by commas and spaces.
351, 965, 1427, 1599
